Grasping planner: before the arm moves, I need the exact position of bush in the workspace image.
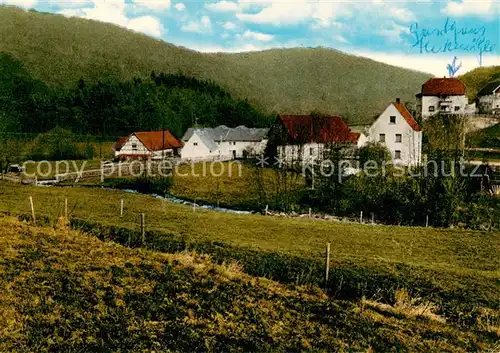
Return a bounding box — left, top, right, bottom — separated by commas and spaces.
23, 127, 88, 161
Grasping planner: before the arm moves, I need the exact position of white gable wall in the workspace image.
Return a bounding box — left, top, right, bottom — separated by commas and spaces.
180, 132, 218, 160
368, 104, 422, 166
115, 135, 151, 158
478, 89, 500, 114
419, 95, 469, 119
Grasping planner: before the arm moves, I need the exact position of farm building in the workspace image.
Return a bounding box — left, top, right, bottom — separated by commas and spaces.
476, 81, 500, 115
366, 99, 422, 166
267, 115, 366, 164
180, 125, 269, 161
113, 131, 183, 160
415, 78, 474, 119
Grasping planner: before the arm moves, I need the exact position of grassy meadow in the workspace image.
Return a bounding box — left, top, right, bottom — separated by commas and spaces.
1, 214, 497, 352
0, 181, 498, 340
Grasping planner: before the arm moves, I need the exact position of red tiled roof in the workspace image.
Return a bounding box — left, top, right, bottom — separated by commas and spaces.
393, 103, 421, 131
347, 132, 361, 143
278, 115, 357, 144
115, 130, 183, 152
421, 78, 466, 96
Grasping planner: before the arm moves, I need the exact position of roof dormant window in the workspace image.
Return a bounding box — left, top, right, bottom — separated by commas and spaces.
379, 134, 386, 142
429, 106, 435, 112
394, 150, 401, 159
389, 116, 396, 124
395, 134, 402, 143
454, 106, 460, 111
132, 143, 137, 151
193, 142, 198, 146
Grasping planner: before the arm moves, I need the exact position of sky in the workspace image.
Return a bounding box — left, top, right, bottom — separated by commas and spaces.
2, 0, 499, 76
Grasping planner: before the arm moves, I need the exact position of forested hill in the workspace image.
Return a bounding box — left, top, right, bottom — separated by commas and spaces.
0, 53, 270, 138
0, 5, 433, 124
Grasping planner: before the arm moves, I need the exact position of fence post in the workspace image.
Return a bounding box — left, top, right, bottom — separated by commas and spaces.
325, 242, 331, 291
193, 199, 196, 212
65, 197, 68, 219
425, 215, 429, 228
162, 198, 166, 214
309, 208, 312, 219
120, 199, 124, 217
140, 213, 145, 245
360, 211, 363, 224
371, 213, 374, 225
265, 204, 268, 215
29, 196, 36, 225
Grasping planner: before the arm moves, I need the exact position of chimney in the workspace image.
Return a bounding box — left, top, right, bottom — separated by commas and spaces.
396, 98, 400, 104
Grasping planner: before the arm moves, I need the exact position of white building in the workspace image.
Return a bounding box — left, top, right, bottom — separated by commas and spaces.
180, 125, 269, 161
416, 78, 471, 120
113, 131, 183, 160
367, 99, 422, 166
270, 115, 366, 164
477, 81, 500, 115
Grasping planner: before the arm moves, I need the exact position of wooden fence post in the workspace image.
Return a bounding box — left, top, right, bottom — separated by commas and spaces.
371, 213, 374, 225
265, 204, 268, 215
140, 213, 145, 245
162, 198, 166, 214
120, 199, 124, 217
29, 196, 36, 225
65, 198, 68, 219
325, 242, 331, 291
425, 215, 429, 228
309, 208, 312, 219
193, 199, 196, 212
360, 211, 363, 224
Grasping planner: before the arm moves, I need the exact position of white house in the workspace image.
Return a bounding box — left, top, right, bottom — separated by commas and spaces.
180, 125, 269, 161
367, 99, 422, 166
477, 81, 500, 115
416, 78, 471, 120
269, 115, 366, 164
113, 131, 183, 160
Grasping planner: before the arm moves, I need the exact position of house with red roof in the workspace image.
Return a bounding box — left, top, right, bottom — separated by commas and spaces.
268, 114, 366, 164
113, 130, 183, 160
415, 78, 473, 119
367, 99, 422, 166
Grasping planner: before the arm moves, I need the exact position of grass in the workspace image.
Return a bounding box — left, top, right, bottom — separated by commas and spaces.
0, 180, 499, 322
0, 6, 433, 124
468, 122, 500, 150
1, 214, 497, 352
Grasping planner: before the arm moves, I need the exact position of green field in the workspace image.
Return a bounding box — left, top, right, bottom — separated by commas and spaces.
0, 180, 499, 334
1, 214, 497, 352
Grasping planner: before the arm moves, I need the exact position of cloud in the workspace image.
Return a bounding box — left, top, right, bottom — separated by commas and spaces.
174, 2, 185, 11
222, 21, 238, 30
205, 0, 237, 13
236, 0, 313, 26
181, 15, 212, 33
389, 7, 415, 23
131, 0, 171, 11
57, 0, 164, 37
128, 15, 164, 37
1, 0, 37, 8
377, 21, 411, 43
441, 0, 496, 18
242, 29, 274, 42
333, 34, 348, 44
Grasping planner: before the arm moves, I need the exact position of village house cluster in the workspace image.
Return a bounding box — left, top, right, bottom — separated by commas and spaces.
113, 77, 500, 168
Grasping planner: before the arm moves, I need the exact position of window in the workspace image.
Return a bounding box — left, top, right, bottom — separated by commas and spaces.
310, 147, 314, 155
454, 106, 460, 111
132, 143, 137, 151
389, 116, 396, 124
379, 134, 386, 143
395, 134, 402, 143
193, 142, 198, 146
394, 150, 401, 159
429, 106, 435, 112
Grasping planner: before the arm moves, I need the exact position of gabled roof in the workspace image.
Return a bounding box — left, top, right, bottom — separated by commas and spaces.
115, 130, 183, 152
278, 115, 356, 144
182, 125, 268, 143
477, 81, 500, 96
420, 78, 466, 96
195, 130, 219, 152
393, 103, 421, 132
